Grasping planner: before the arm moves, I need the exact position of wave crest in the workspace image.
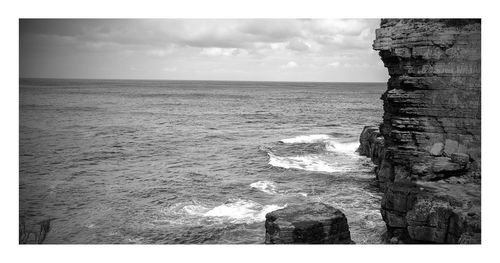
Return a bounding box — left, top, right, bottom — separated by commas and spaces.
325, 141, 359, 155
250, 180, 277, 194
280, 134, 331, 144
182, 199, 286, 224
279, 134, 359, 155
268, 152, 346, 173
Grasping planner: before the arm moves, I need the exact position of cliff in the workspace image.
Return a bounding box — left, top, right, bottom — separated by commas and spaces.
360, 19, 481, 243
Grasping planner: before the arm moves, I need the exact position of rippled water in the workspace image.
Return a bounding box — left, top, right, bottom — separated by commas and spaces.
20, 79, 386, 244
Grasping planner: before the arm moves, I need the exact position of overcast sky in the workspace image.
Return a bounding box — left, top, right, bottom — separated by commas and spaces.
20, 19, 388, 82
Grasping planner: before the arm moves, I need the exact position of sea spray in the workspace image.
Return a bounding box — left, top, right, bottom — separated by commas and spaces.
280, 134, 331, 144
181, 199, 287, 224
249, 181, 278, 195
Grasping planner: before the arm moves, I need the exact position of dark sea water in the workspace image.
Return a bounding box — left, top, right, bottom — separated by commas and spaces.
20, 78, 386, 244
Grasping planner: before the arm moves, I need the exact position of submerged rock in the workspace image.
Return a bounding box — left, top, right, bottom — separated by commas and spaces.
264, 202, 353, 244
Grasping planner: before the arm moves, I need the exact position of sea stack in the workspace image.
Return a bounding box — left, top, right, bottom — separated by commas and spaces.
264, 203, 353, 244
360, 19, 481, 243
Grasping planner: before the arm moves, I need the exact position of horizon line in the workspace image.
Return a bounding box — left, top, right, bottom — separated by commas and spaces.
19, 77, 387, 84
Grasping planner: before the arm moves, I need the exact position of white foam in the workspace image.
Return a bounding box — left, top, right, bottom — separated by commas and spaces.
268, 152, 346, 173
182, 204, 211, 215
325, 141, 359, 155
280, 134, 360, 156
280, 134, 331, 144
182, 200, 286, 224
250, 180, 277, 195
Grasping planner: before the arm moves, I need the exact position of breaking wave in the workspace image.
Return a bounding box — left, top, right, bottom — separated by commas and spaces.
268, 152, 347, 173
250, 180, 277, 194
325, 141, 359, 155
181, 199, 286, 224
279, 134, 359, 155
268, 133, 362, 173
280, 134, 331, 144
250, 181, 309, 197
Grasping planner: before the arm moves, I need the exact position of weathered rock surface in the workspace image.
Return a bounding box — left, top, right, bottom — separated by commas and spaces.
382, 181, 480, 243
359, 19, 481, 244
264, 203, 353, 244
373, 19, 481, 182
358, 126, 393, 191
19, 217, 53, 244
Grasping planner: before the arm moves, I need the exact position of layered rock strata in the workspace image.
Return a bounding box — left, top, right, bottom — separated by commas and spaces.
360, 19, 481, 243
264, 203, 353, 244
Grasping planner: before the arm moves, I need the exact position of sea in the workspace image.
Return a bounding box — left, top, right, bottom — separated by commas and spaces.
19, 78, 387, 244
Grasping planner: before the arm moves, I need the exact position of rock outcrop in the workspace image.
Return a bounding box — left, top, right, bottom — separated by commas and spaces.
19, 217, 53, 244
264, 203, 353, 244
359, 19, 481, 244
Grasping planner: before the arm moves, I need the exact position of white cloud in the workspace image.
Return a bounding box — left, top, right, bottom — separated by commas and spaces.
287, 39, 311, 51
20, 19, 388, 82
200, 47, 238, 56
343, 62, 375, 68
308, 19, 369, 36
328, 61, 340, 67
269, 42, 288, 50
147, 49, 174, 57
283, 61, 298, 68
162, 67, 177, 72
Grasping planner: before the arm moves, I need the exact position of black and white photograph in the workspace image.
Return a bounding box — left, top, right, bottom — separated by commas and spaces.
19, 17, 481, 244
3, 0, 500, 262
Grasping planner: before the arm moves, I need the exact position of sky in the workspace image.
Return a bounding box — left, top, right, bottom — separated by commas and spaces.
19, 19, 388, 82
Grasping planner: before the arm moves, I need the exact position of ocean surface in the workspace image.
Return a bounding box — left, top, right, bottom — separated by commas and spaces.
20, 79, 386, 244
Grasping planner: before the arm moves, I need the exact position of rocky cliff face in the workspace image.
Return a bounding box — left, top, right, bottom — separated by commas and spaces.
360, 19, 481, 243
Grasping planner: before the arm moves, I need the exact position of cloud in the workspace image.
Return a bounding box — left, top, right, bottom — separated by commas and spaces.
20, 19, 379, 52
283, 61, 298, 68
328, 61, 341, 67
307, 19, 369, 36
162, 67, 177, 72
146, 48, 175, 57
287, 38, 310, 51
238, 20, 303, 41
19, 19, 387, 82
200, 47, 238, 56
